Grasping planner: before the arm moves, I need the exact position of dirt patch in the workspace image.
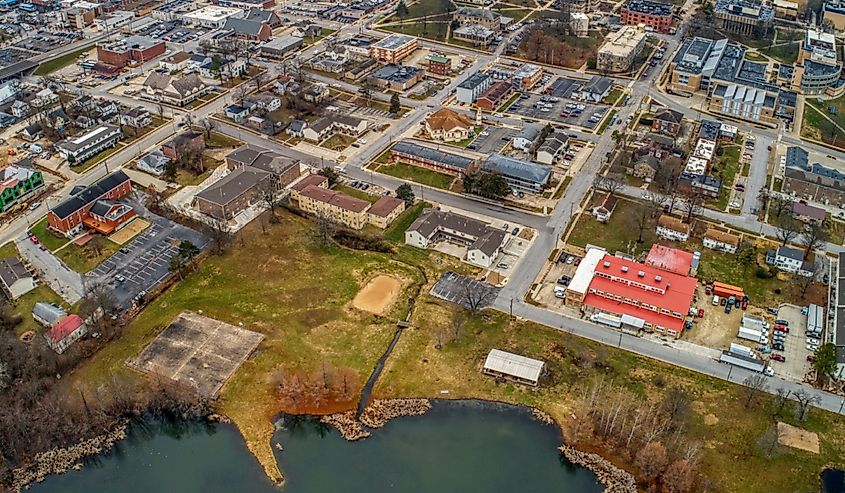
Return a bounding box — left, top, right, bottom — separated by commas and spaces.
352, 275, 401, 315
777, 422, 820, 454
109, 218, 150, 245
682, 284, 743, 349
703, 414, 719, 425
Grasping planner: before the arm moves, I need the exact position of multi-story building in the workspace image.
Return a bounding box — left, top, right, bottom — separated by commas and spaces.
97, 35, 166, 68
795, 29, 842, 95
369, 34, 417, 64
703, 228, 740, 254
596, 26, 646, 73
556, 0, 596, 13
453, 25, 496, 46
424, 108, 474, 143
482, 154, 551, 194
405, 209, 506, 268
773, 0, 799, 20
48, 170, 133, 237
427, 54, 451, 76
182, 5, 244, 28
94, 10, 135, 31
768, 246, 813, 275
453, 7, 501, 30
475, 81, 513, 110
56, 125, 121, 164
297, 185, 371, 229
390, 140, 480, 176
652, 108, 683, 135
655, 214, 690, 242
621, 0, 674, 33
367, 64, 424, 91
0, 164, 44, 211
512, 64, 543, 90
194, 166, 273, 219
367, 196, 405, 229
713, 0, 773, 36
783, 146, 845, 206
62, 7, 96, 29
143, 72, 211, 107
570, 12, 589, 37
566, 246, 698, 338
456, 72, 491, 104
301, 114, 367, 142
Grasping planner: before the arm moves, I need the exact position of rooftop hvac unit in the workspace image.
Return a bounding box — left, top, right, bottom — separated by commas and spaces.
603, 261, 611, 267
638, 271, 645, 277
621, 266, 629, 272
655, 275, 662, 282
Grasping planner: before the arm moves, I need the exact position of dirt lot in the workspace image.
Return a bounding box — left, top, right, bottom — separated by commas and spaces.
352, 275, 401, 315
128, 311, 264, 398
109, 218, 150, 244
777, 422, 820, 454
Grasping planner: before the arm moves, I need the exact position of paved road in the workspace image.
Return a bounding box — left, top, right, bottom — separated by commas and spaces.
16, 236, 84, 304
742, 134, 772, 217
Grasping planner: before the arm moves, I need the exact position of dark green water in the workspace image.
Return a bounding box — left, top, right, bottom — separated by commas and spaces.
30, 401, 603, 493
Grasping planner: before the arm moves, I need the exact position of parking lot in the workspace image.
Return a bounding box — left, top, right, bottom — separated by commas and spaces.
430, 271, 500, 310
13, 30, 80, 53
769, 304, 814, 382
504, 93, 609, 130
136, 20, 207, 44
88, 211, 208, 310
467, 126, 515, 153
545, 77, 583, 99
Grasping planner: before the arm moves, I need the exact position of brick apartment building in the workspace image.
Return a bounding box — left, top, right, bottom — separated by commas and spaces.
48, 170, 133, 237
621, 0, 674, 33
97, 35, 166, 68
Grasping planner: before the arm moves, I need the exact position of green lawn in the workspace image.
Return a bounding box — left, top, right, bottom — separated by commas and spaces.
697, 247, 784, 303
491, 6, 533, 19
498, 93, 521, 113
11, 284, 66, 337
807, 93, 845, 135
33, 46, 92, 76
761, 42, 799, 65
384, 202, 431, 243
567, 197, 657, 255
55, 237, 121, 273
601, 88, 624, 106
596, 109, 617, 135
321, 134, 356, 151
801, 104, 845, 150
29, 217, 69, 251
382, 20, 450, 42
714, 145, 741, 210
175, 168, 213, 187
744, 51, 768, 62
376, 162, 455, 190
73, 144, 125, 174
206, 131, 243, 149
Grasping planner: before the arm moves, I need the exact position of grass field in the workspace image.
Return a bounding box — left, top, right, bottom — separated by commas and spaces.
807, 93, 845, 135
29, 217, 69, 251
376, 162, 455, 190
33, 46, 92, 76
73, 144, 125, 174
335, 184, 380, 203
55, 236, 121, 273
321, 134, 356, 151
714, 145, 741, 210
602, 88, 624, 106
760, 42, 799, 65
567, 198, 657, 255
384, 202, 431, 243
596, 109, 617, 135
801, 104, 845, 150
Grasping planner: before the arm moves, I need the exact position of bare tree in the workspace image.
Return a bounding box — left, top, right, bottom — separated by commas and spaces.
79, 282, 118, 336
663, 459, 695, 493
200, 118, 216, 140
634, 441, 668, 481
801, 222, 828, 259
792, 389, 821, 421
463, 282, 494, 314
258, 179, 280, 223
772, 387, 792, 416
313, 215, 336, 246
741, 374, 769, 408
775, 214, 801, 246
679, 190, 704, 222
593, 174, 624, 197
253, 70, 266, 92
205, 216, 231, 255
450, 309, 466, 341
631, 200, 657, 243
796, 264, 818, 299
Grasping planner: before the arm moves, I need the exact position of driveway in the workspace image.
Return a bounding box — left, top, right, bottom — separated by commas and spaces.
742, 135, 772, 216
16, 236, 84, 304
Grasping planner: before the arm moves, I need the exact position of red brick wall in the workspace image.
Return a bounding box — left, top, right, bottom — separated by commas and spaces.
97, 46, 130, 68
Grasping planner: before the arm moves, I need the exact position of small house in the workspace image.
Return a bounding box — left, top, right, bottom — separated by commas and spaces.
591, 193, 618, 223
703, 228, 740, 254
655, 214, 690, 242
0, 256, 35, 300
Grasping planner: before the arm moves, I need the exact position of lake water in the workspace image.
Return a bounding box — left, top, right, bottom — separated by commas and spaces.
30, 401, 604, 493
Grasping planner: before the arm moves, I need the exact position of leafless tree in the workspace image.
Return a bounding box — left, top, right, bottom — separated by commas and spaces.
463, 282, 494, 314
313, 215, 336, 246
88, 235, 105, 257
79, 281, 118, 336
634, 441, 668, 481
253, 70, 266, 92
792, 389, 821, 421
796, 264, 819, 298
235, 84, 249, 104
801, 222, 828, 259
775, 214, 801, 246
593, 174, 624, 197
741, 374, 769, 408
450, 309, 466, 341
772, 387, 792, 416
258, 179, 280, 223
679, 190, 704, 223
200, 118, 216, 140
205, 216, 231, 255
631, 201, 656, 243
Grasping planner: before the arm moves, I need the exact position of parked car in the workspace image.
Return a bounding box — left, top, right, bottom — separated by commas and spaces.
558, 275, 571, 286
566, 256, 575, 264
29, 236, 38, 244
573, 257, 581, 266
775, 319, 789, 326
496, 263, 510, 269
697, 308, 704, 318
773, 324, 788, 332
771, 354, 785, 362
766, 307, 779, 315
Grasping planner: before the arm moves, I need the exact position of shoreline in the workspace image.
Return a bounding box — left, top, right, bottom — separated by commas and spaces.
315, 398, 637, 492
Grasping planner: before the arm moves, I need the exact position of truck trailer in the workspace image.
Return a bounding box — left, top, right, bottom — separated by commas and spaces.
719, 351, 766, 373
590, 312, 622, 328
737, 326, 763, 342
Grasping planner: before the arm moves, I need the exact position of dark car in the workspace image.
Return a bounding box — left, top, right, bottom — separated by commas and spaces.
573, 257, 581, 266
773, 344, 784, 351
767, 307, 779, 315
771, 354, 785, 362
775, 319, 789, 326
557, 275, 571, 286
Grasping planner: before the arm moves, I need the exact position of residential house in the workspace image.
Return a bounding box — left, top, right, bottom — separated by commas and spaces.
286, 119, 306, 138
21, 123, 42, 142
475, 81, 513, 111
535, 131, 569, 165
792, 201, 826, 225
768, 246, 813, 276
652, 108, 683, 136
0, 163, 45, 211
56, 125, 122, 164
143, 72, 211, 107
161, 131, 205, 161
137, 151, 171, 176
32, 302, 67, 327
302, 83, 330, 104
632, 155, 660, 181
576, 76, 613, 102
404, 209, 506, 268
10, 100, 28, 118
302, 114, 366, 142
243, 92, 281, 112
424, 108, 473, 143
45, 314, 87, 354
222, 16, 272, 42
592, 193, 618, 223
119, 106, 152, 128
0, 256, 35, 300
512, 125, 541, 152
225, 104, 250, 123
224, 144, 301, 188
703, 228, 740, 254
656, 214, 690, 241
159, 51, 192, 72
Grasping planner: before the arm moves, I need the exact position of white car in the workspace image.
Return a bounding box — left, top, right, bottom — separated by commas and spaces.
764, 367, 774, 377
641, 191, 653, 200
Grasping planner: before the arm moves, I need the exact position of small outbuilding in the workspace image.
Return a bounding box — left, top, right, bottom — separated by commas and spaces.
483, 348, 545, 386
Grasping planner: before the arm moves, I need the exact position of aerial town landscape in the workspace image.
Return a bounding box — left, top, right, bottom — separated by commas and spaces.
0, 0, 844, 489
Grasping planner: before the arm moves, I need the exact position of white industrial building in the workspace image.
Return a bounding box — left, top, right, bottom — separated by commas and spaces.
483, 349, 545, 386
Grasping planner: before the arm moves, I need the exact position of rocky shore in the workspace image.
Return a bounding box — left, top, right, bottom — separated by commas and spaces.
320, 412, 371, 441
11, 424, 128, 492
531, 408, 554, 425
558, 445, 637, 493
359, 399, 431, 429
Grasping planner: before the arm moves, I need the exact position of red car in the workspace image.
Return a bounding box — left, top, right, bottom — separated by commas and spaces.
741, 300, 748, 310
29, 236, 38, 244
697, 308, 704, 318
773, 324, 789, 333
807, 355, 816, 362
771, 354, 785, 362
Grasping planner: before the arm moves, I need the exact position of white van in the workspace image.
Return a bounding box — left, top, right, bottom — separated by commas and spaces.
554, 286, 566, 299
712, 295, 720, 306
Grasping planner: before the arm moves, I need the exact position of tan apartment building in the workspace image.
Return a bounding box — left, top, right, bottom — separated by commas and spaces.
369, 34, 418, 64
297, 185, 371, 229
596, 26, 646, 73
367, 196, 405, 228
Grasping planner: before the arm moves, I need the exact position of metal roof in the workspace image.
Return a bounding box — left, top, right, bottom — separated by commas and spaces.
484, 349, 544, 383
392, 141, 476, 171
483, 154, 551, 185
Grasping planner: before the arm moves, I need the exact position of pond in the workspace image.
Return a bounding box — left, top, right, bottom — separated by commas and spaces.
31, 401, 604, 493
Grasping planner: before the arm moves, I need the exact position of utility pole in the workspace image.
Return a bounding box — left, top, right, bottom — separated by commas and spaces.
509, 298, 513, 320
839, 398, 845, 415
618, 330, 623, 347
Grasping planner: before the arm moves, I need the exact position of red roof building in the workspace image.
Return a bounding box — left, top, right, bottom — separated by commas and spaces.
643, 244, 694, 276
583, 253, 697, 337
45, 314, 87, 354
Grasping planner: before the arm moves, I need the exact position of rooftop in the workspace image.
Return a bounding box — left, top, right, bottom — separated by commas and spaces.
195, 167, 270, 206
600, 25, 646, 55
392, 140, 477, 171
408, 209, 506, 256
484, 349, 544, 383
0, 256, 30, 287
458, 71, 490, 90
372, 33, 415, 50
299, 184, 371, 213
370, 64, 422, 83
644, 244, 693, 275
51, 170, 130, 219
368, 195, 404, 217
484, 153, 551, 185
623, 0, 673, 16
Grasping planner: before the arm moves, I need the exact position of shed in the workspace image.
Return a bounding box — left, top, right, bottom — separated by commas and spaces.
483, 348, 545, 386
32, 302, 67, 327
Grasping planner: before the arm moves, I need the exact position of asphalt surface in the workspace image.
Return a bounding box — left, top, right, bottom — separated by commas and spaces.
16, 235, 84, 304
